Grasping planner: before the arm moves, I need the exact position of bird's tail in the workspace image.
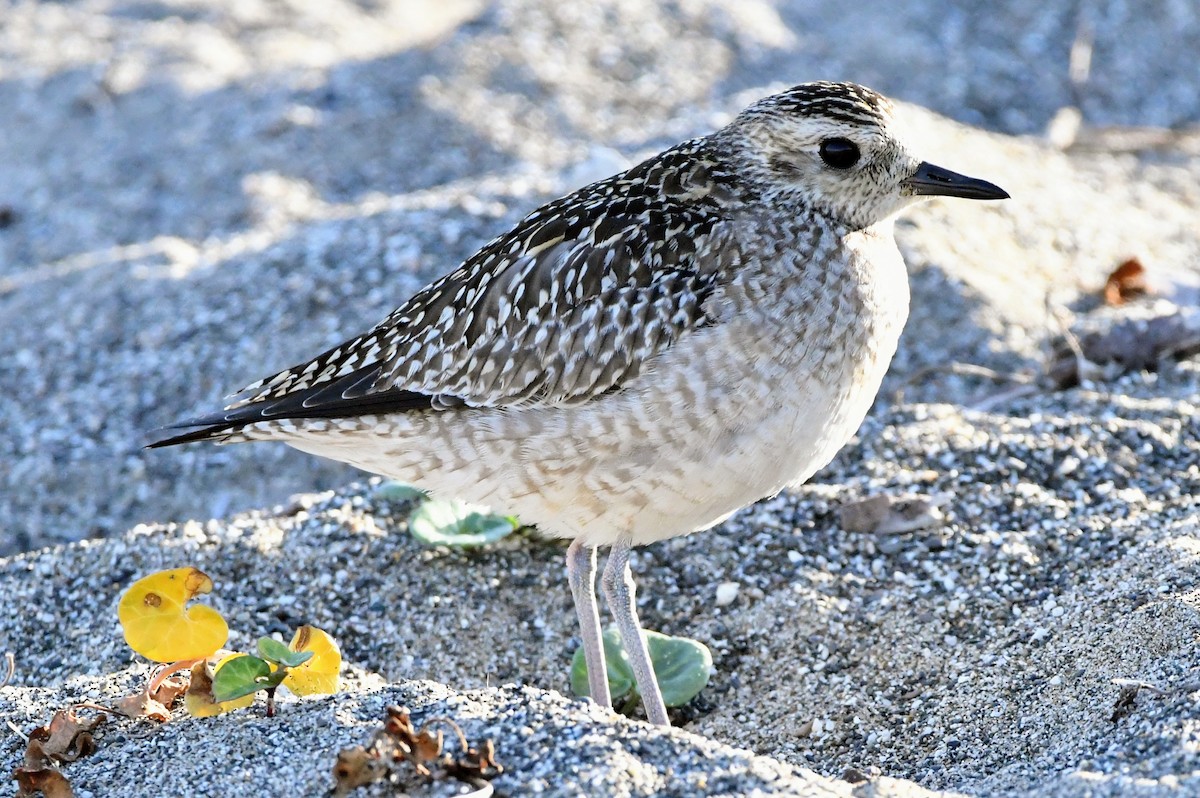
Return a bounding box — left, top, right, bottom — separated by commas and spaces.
145, 362, 437, 449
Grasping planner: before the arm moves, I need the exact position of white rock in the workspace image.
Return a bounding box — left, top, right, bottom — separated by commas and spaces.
715, 581, 740, 606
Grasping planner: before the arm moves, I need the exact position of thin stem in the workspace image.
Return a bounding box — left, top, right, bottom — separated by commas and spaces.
6, 720, 29, 742
423, 717, 469, 755
149, 658, 203, 696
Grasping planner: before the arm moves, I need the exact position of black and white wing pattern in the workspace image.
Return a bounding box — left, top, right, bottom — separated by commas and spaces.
151, 140, 742, 445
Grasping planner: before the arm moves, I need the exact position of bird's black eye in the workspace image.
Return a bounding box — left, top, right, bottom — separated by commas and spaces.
819, 138, 860, 169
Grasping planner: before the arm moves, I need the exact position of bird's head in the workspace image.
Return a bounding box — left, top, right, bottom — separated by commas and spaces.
717, 81, 1008, 230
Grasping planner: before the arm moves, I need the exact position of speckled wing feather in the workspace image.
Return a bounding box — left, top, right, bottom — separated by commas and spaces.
151, 140, 741, 443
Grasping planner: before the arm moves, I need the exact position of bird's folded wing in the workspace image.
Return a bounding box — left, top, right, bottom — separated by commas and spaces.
230, 212, 727, 417
148, 148, 740, 445
225, 182, 729, 420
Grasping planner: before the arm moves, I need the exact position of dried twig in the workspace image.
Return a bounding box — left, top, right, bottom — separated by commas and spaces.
424, 716, 471, 757
891, 361, 1034, 405
1049, 302, 1089, 373
6, 720, 28, 743
968, 383, 1043, 412
333, 706, 502, 796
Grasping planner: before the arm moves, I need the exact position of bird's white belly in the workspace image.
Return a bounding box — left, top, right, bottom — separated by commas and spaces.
565, 319, 892, 546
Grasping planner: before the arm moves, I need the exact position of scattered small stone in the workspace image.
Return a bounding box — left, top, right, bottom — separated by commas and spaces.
842, 767, 870, 784
839, 494, 944, 534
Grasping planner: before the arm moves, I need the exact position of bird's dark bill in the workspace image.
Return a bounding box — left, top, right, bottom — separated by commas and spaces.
903, 161, 1009, 200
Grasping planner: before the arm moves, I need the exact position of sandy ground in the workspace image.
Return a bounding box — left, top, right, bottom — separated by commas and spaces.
2, 1, 1199, 796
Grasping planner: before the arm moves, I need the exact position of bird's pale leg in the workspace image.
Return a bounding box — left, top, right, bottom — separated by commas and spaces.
566, 538, 612, 712
602, 540, 670, 726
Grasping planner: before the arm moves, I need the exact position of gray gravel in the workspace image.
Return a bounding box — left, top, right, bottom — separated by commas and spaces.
2, 1, 1200, 796
5, 670, 912, 798
2, 364, 1198, 796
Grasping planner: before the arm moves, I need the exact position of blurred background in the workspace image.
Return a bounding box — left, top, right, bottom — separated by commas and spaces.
1, 0, 1198, 555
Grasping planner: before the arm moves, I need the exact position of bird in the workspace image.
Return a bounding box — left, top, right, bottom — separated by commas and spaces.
149, 81, 1008, 726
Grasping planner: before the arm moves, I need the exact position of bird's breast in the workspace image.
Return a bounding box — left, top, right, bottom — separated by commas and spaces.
528, 221, 913, 545
632, 222, 912, 525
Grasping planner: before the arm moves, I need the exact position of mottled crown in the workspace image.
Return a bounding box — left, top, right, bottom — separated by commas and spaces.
748, 81, 895, 126
708, 81, 915, 229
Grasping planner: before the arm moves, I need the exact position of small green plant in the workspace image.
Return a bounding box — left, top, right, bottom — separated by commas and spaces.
211, 638, 313, 717
571, 627, 713, 715
376, 481, 520, 547
117, 568, 341, 718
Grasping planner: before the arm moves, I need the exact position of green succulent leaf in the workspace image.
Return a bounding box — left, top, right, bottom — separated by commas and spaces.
645, 629, 713, 707
212, 655, 274, 702
570, 627, 636, 703
373, 481, 428, 504
570, 627, 713, 712
409, 498, 519, 548
257, 636, 314, 668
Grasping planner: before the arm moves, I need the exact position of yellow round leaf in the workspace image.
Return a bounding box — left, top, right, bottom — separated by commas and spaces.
118, 568, 229, 662
282, 625, 341, 696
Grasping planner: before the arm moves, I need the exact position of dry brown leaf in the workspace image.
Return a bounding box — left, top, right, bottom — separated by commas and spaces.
14, 709, 105, 798
331, 746, 386, 796
443, 738, 504, 781
187, 660, 215, 694
1048, 310, 1200, 388
150, 674, 189, 708
1081, 313, 1200, 370
1103, 257, 1149, 306
29, 709, 105, 763
14, 744, 75, 798
409, 728, 443, 774
114, 690, 172, 722
183, 660, 222, 718
382, 704, 416, 738
334, 705, 502, 794
380, 705, 443, 775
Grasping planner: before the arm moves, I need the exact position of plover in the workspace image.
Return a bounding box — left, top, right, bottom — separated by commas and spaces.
151, 81, 1008, 726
